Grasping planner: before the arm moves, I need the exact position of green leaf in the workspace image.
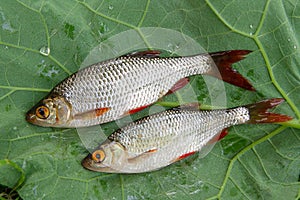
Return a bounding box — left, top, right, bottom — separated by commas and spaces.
0, 159, 25, 189
0, 0, 299, 199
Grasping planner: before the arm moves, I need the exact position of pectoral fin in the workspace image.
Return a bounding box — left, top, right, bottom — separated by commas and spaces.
125, 105, 151, 115
74, 107, 110, 120
128, 148, 158, 164
171, 151, 196, 163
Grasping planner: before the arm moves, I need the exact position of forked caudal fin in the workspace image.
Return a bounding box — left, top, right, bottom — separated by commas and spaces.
207, 50, 255, 91
245, 98, 293, 124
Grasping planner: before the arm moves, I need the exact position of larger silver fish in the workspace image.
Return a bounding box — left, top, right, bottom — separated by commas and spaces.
82, 98, 292, 173
26, 50, 254, 128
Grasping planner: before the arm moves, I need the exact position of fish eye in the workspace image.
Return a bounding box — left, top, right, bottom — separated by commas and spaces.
35, 106, 50, 119
92, 149, 105, 163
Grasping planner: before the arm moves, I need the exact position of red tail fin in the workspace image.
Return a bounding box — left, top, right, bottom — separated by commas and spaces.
207, 50, 255, 91
245, 98, 292, 124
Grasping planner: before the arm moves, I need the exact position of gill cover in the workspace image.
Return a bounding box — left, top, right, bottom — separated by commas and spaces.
82, 141, 128, 173
26, 96, 72, 127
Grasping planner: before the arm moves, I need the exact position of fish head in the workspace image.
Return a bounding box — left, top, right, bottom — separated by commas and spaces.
82, 141, 128, 173
26, 95, 72, 127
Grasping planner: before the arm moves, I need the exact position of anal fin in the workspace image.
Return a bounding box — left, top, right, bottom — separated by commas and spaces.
208, 128, 229, 144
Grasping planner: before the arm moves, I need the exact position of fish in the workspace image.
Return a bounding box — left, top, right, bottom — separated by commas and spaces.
26, 50, 255, 128
81, 98, 292, 173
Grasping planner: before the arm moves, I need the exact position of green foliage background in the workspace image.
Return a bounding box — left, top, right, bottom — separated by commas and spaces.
0, 0, 299, 199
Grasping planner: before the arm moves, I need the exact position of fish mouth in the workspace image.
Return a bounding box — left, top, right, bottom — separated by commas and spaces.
25, 112, 36, 123
81, 154, 93, 170
81, 154, 119, 173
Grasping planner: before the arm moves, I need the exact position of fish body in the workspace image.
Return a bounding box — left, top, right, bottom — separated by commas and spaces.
82, 98, 292, 173
26, 50, 254, 127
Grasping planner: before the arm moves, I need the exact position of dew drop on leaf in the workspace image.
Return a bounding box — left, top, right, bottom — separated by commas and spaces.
35, 60, 60, 78
2, 21, 16, 32
99, 22, 109, 34
32, 185, 38, 196
39, 46, 50, 56
108, 5, 114, 10
22, 160, 26, 169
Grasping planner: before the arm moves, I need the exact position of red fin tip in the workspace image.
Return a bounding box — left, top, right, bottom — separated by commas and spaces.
173, 151, 196, 163
95, 107, 111, 117
146, 149, 157, 153
126, 105, 150, 115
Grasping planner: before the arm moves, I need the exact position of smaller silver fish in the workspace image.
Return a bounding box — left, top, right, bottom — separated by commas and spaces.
82, 98, 292, 173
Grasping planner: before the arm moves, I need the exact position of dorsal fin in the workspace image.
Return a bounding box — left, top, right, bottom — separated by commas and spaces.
124, 50, 162, 58
172, 102, 200, 111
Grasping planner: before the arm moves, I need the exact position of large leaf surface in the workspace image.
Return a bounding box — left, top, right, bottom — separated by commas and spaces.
0, 0, 299, 199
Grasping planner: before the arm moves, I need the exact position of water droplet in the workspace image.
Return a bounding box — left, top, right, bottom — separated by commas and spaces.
167, 43, 174, 53
99, 22, 109, 34
127, 195, 138, 200
32, 185, 38, 196
0, 9, 16, 33
293, 45, 297, 49
22, 160, 26, 169
287, 38, 291, 42
249, 32, 253, 36
249, 24, 253, 29
50, 134, 58, 139
39, 46, 50, 56
13, 126, 17, 130
4, 46, 8, 50
108, 5, 114, 10
50, 29, 58, 37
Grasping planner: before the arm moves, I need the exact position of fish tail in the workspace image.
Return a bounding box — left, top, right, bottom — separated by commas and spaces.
245, 98, 292, 124
208, 50, 255, 91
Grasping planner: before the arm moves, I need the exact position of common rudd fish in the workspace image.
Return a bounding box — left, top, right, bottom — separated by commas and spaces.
82, 98, 292, 173
26, 50, 254, 127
